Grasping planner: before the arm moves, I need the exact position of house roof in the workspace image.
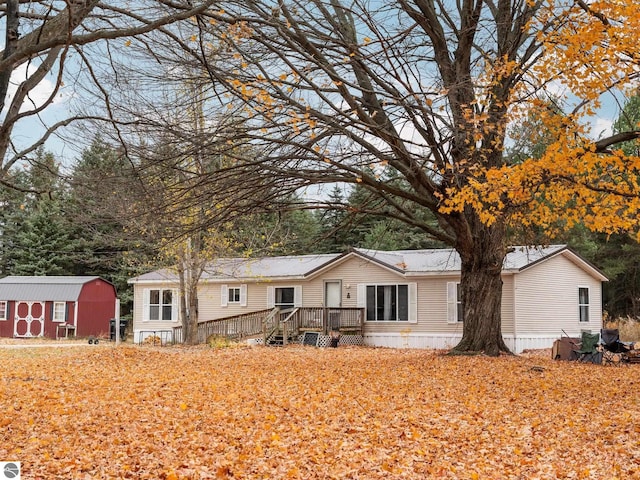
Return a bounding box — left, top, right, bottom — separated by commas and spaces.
0, 276, 105, 302
128, 244, 607, 284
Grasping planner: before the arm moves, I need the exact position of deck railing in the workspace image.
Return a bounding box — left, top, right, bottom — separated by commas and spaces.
172, 307, 365, 345
173, 308, 277, 344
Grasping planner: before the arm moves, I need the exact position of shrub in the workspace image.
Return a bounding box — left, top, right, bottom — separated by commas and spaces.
206, 334, 239, 349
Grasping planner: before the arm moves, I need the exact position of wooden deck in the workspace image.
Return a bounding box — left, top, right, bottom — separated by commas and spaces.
173, 307, 365, 345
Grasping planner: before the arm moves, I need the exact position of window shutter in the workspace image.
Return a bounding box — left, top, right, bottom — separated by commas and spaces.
356, 284, 366, 308
49, 302, 53, 321
65, 303, 70, 322
447, 282, 458, 324
294, 286, 302, 307
142, 289, 150, 321
240, 284, 247, 307
221, 285, 228, 307
172, 289, 179, 322
408, 283, 418, 323
267, 286, 275, 308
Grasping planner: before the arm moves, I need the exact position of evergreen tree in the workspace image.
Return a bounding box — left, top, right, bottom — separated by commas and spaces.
66, 138, 154, 314
0, 170, 29, 275
8, 149, 81, 275
316, 185, 352, 253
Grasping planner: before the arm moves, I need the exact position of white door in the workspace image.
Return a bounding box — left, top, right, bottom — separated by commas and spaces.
325, 281, 342, 331
325, 281, 341, 307
14, 301, 45, 338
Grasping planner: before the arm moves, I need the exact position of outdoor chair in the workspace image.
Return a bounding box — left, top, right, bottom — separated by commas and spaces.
600, 328, 631, 366
570, 331, 602, 364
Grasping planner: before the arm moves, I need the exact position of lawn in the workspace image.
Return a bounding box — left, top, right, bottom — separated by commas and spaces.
0, 345, 639, 479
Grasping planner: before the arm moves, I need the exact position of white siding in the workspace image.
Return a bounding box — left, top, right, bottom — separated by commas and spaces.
514, 254, 603, 337
132, 250, 601, 352
132, 283, 181, 340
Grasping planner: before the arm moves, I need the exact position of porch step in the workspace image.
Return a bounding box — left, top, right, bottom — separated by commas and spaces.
266, 332, 299, 346
267, 334, 285, 346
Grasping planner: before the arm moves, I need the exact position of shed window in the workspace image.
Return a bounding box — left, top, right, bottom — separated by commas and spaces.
53, 302, 66, 322
0, 301, 6, 320
578, 287, 589, 323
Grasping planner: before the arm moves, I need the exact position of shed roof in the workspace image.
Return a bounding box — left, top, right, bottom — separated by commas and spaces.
129, 244, 606, 283
0, 276, 104, 302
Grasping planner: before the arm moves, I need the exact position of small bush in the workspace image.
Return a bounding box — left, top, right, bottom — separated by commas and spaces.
206, 335, 239, 349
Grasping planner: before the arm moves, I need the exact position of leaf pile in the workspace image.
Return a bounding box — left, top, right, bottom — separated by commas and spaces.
0, 345, 639, 479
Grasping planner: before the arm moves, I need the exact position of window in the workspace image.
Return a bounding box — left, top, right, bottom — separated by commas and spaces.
149, 289, 174, 321
365, 284, 409, 321
578, 287, 589, 322
0, 301, 6, 320
228, 287, 241, 303
275, 287, 295, 310
267, 286, 300, 310
53, 302, 66, 322
221, 285, 247, 307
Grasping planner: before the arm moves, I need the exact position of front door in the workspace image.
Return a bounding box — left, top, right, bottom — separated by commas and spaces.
325, 281, 342, 331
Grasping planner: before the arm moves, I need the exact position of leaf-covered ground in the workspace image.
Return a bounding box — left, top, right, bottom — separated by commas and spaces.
1, 345, 639, 479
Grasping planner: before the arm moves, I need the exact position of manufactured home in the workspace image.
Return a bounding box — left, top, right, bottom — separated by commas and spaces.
128, 245, 606, 353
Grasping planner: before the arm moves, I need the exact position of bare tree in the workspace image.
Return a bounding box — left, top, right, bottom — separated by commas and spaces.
130, 0, 639, 355
0, 0, 219, 183
27, 1, 638, 355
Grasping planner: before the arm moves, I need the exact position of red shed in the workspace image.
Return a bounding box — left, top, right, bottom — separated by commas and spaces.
0, 276, 117, 339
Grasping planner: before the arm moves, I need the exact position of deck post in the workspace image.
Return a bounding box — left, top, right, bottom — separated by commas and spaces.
282, 320, 287, 346
323, 307, 328, 335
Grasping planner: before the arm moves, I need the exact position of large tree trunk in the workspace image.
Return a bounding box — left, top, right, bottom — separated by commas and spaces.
451, 215, 511, 356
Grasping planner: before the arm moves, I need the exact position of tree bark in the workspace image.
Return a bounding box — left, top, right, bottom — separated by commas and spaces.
451, 215, 511, 356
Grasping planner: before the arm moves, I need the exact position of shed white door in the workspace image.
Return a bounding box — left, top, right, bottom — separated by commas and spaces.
14, 301, 45, 337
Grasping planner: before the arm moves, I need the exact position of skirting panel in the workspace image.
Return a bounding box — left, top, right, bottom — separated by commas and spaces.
363, 333, 556, 354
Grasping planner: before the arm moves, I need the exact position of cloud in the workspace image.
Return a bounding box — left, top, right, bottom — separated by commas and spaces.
1, 63, 70, 118
589, 117, 614, 140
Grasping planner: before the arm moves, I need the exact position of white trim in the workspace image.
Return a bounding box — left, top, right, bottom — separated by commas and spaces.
52, 301, 66, 323
578, 285, 590, 323
0, 300, 6, 321
408, 283, 417, 323
356, 284, 366, 308
221, 285, 229, 307
266, 286, 275, 308
142, 289, 150, 321
239, 284, 247, 307
293, 286, 302, 308
446, 282, 458, 324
